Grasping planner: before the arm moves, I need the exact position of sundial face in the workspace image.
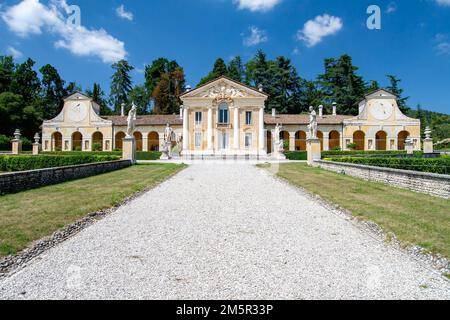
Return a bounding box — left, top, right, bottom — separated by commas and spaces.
67, 102, 88, 122
371, 100, 393, 121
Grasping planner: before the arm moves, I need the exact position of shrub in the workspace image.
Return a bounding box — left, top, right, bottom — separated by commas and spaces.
0, 155, 120, 172
0, 135, 10, 151
92, 143, 102, 152
284, 151, 307, 160
347, 143, 358, 150
328, 157, 450, 175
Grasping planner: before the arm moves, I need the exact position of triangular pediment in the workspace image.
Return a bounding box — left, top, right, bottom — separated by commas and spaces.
180, 76, 268, 99
366, 89, 396, 100
64, 91, 92, 102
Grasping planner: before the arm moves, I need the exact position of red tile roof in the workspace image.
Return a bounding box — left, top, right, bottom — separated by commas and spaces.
264, 114, 353, 125
104, 115, 183, 126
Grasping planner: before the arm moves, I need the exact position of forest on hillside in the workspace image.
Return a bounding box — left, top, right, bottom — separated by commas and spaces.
0, 50, 449, 146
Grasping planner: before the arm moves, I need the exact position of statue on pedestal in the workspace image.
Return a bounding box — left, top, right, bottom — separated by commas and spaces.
271, 123, 286, 160
161, 124, 174, 160
126, 104, 137, 138
308, 106, 318, 140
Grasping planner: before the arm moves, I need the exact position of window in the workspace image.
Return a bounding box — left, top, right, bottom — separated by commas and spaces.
195, 112, 202, 126
245, 133, 252, 148
219, 132, 229, 150
219, 103, 229, 124
245, 111, 252, 125
195, 132, 202, 148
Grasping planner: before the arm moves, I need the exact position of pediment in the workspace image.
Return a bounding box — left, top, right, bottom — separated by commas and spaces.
64, 91, 92, 102
365, 89, 396, 100
181, 76, 268, 100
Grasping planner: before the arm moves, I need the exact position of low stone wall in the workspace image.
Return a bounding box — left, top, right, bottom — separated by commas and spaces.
315, 160, 450, 199
0, 160, 132, 195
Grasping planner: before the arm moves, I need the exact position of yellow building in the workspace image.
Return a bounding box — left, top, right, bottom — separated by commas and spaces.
42, 77, 421, 155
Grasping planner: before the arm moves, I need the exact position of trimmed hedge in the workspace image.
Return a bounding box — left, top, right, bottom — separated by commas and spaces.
328, 157, 450, 175
285, 151, 307, 160
42, 151, 162, 161
0, 155, 120, 172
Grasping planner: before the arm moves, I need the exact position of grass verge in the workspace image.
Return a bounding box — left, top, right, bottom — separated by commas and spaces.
0, 163, 186, 257
259, 163, 450, 259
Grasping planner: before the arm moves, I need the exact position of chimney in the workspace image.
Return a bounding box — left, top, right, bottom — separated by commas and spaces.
272, 108, 276, 117
319, 105, 323, 118
258, 84, 264, 92
332, 102, 337, 116
120, 103, 125, 117
180, 105, 184, 119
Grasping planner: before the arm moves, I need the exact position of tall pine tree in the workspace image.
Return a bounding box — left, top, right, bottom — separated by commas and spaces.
386, 75, 409, 114
110, 60, 134, 114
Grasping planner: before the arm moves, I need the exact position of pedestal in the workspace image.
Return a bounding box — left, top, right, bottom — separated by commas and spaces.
122, 137, 136, 164
32, 143, 40, 156
423, 138, 433, 154
307, 138, 321, 166
160, 142, 172, 160
11, 139, 22, 155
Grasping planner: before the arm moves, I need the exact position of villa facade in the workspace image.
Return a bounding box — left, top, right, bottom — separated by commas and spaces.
41, 77, 421, 155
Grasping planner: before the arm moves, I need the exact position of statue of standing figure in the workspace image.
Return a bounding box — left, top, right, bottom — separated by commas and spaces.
164, 123, 174, 144
126, 104, 137, 138
308, 106, 318, 139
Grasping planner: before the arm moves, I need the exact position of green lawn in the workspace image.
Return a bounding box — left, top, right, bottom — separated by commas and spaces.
260, 163, 450, 259
0, 163, 186, 257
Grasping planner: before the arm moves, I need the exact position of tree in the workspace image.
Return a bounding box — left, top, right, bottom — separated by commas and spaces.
152, 67, 185, 115
10, 58, 40, 105
129, 85, 150, 115
227, 56, 245, 82
0, 56, 15, 94
144, 58, 181, 99
245, 50, 269, 88
318, 54, 366, 115
86, 83, 112, 115
39, 64, 66, 119
110, 60, 134, 114
198, 58, 228, 85
386, 75, 409, 114
366, 80, 380, 94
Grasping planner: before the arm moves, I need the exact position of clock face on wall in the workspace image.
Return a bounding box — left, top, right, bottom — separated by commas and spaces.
371, 101, 393, 120
67, 102, 88, 122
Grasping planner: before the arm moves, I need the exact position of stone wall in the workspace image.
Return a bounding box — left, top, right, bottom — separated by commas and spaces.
0, 160, 131, 195
315, 160, 450, 199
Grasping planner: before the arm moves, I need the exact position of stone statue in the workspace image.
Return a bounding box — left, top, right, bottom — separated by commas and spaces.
271, 123, 286, 160
164, 123, 174, 144
308, 106, 318, 139
425, 126, 432, 140
274, 123, 282, 143
126, 104, 137, 138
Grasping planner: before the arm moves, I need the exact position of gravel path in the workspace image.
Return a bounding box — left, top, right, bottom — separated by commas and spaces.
1, 163, 449, 300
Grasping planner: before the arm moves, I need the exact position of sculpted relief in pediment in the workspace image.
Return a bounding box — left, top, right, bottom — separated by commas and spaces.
200, 82, 248, 99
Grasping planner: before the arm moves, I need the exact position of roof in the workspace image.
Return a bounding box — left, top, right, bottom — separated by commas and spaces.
180, 75, 269, 98
104, 115, 183, 126
264, 114, 353, 125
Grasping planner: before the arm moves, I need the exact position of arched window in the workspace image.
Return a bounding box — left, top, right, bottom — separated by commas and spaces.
398, 131, 410, 150
218, 102, 229, 124
92, 132, 103, 151
329, 131, 340, 150
148, 132, 160, 151
133, 131, 143, 151
115, 132, 125, 150
353, 131, 365, 150
51, 132, 63, 151
376, 131, 387, 150
295, 131, 307, 151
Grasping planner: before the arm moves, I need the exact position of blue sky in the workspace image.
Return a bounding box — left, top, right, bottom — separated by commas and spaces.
1, 0, 450, 114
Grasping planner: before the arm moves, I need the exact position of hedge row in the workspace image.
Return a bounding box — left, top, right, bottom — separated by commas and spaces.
284, 150, 418, 161
284, 151, 308, 160
0, 155, 120, 172
42, 151, 162, 161
327, 157, 450, 175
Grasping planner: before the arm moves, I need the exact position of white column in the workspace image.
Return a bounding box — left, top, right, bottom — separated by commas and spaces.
182, 106, 189, 151
259, 107, 265, 152
207, 107, 213, 150
233, 107, 240, 150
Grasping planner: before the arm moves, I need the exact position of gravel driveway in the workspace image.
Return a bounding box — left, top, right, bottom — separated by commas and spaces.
1, 163, 449, 300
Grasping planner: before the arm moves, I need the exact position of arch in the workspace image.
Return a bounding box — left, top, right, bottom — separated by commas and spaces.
397, 130, 410, 150
115, 132, 125, 150
148, 132, 160, 151
72, 132, 83, 151
133, 131, 143, 151
280, 131, 290, 150
353, 131, 365, 150
317, 131, 324, 151
329, 131, 341, 150
266, 130, 272, 154
51, 132, 62, 151
92, 132, 103, 151
376, 131, 387, 150
295, 131, 307, 151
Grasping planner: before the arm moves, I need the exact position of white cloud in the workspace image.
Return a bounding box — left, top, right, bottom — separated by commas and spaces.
1, 0, 127, 64
436, 0, 450, 7
386, 2, 397, 13
234, 0, 282, 12
6, 46, 23, 58
297, 14, 343, 47
116, 4, 133, 21
243, 26, 268, 46
437, 42, 450, 54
